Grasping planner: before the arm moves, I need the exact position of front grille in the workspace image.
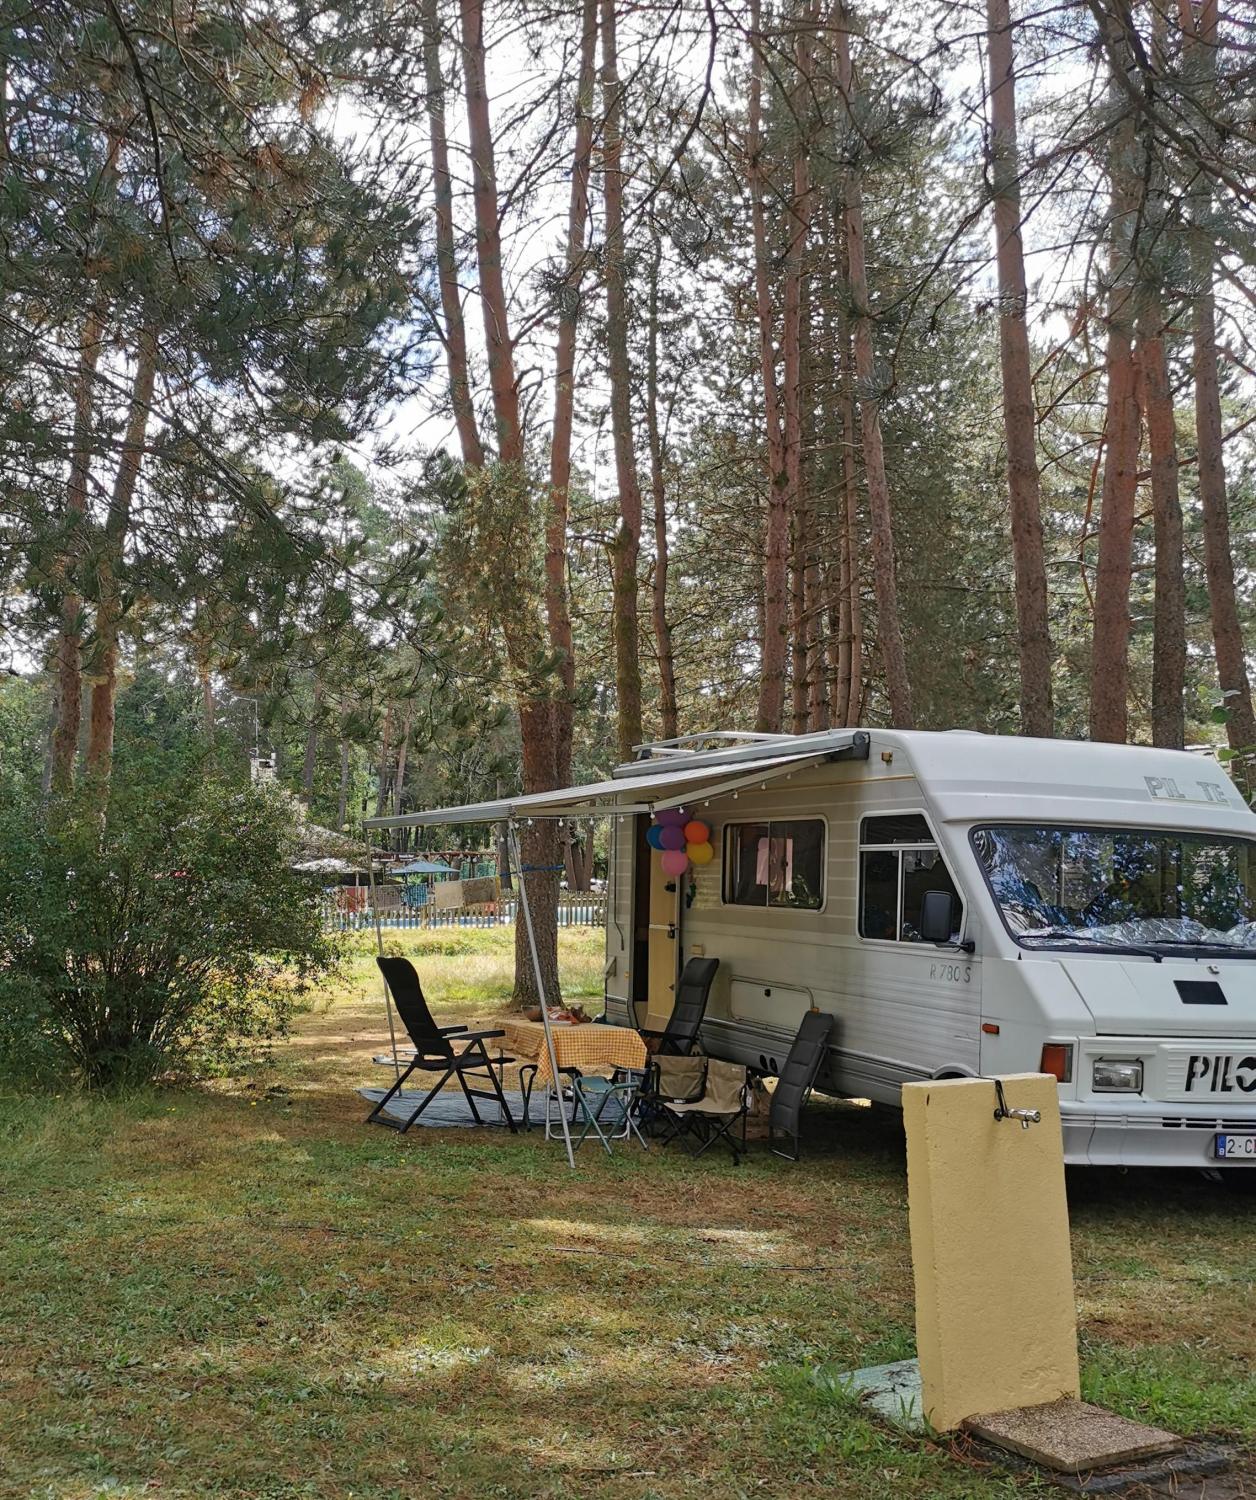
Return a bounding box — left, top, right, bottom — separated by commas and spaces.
1161, 1116, 1254, 1130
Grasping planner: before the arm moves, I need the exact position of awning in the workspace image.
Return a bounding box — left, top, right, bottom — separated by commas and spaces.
364, 734, 867, 831
292, 856, 366, 876
392, 859, 458, 875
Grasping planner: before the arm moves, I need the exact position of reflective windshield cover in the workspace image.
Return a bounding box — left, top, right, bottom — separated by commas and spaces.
972, 824, 1256, 951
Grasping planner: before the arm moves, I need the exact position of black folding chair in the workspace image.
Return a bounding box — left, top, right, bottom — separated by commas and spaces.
366, 957, 518, 1134
643, 956, 719, 1055
768, 1010, 835, 1161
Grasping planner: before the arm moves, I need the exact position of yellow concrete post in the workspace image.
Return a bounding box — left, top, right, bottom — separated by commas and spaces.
902, 1073, 1081, 1432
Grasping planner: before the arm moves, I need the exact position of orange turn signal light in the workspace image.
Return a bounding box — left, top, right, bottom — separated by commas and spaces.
981, 1022, 1000, 1035
1040, 1043, 1074, 1083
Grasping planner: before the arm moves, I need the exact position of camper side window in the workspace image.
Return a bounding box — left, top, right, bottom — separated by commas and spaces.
859, 815, 962, 942
723, 820, 825, 910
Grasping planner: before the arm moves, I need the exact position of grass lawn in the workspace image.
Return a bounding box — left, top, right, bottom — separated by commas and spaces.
1, 927, 1253, 1499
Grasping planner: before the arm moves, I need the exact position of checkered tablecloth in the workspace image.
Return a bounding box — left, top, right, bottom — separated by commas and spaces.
500, 1018, 647, 1087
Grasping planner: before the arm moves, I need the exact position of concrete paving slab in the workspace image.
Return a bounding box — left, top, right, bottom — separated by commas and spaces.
960, 1434, 1234, 1495
964, 1398, 1181, 1474
834, 1358, 926, 1434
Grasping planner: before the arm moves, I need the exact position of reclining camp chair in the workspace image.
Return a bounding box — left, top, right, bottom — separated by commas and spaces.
366, 957, 518, 1134
768, 1010, 835, 1161
655, 1056, 751, 1164
642, 956, 719, 1055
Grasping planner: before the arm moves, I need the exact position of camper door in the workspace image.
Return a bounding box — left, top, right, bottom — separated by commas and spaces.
603, 812, 681, 1030
603, 815, 636, 1026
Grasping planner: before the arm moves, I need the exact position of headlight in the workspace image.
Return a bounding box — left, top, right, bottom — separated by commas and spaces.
1092, 1058, 1143, 1092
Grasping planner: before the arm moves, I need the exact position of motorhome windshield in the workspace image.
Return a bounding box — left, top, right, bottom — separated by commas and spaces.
972, 824, 1256, 953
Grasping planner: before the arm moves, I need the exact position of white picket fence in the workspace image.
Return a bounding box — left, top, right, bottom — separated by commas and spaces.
326, 894, 606, 932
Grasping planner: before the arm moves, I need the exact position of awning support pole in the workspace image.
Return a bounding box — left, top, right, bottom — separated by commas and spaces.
509, 818, 575, 1170
365, 826, 401, 1085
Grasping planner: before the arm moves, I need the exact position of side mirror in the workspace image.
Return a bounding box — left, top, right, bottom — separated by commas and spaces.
919, 889, 956, 944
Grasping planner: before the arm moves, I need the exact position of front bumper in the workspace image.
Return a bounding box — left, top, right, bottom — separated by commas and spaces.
1061, 1102, 1256, 1168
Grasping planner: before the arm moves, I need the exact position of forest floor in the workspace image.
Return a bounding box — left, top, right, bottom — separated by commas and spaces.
0, 928, 1253, 1499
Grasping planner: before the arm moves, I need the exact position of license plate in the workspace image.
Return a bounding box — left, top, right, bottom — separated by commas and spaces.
1214, 1133, 1256, 1160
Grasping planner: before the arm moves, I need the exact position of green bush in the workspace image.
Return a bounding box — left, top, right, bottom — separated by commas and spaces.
0, 775, 335, 1088
0, 971, 63, 1088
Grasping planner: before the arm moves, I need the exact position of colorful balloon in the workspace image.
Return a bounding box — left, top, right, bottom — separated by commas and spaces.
654, 807, 687, 827
682, 820, 710, 845
645, 825, 665, 850
660, 848, 689, 877
659, 825, 686, 851
687, 840, 714, 865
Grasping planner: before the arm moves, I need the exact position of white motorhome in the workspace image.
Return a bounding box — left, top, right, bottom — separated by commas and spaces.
607, 728, 1256, 1170
372, 727, 1256, 1170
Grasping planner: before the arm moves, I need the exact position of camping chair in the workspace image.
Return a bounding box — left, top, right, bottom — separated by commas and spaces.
366, 957, 518, 1134
638, 1052, 707, 1137
642, 956, 719, 1055
571, 1074, 648, 1155
768, 1010, 836, 1161
656, 1057, 751, 1164
518, 1061, 583, 1134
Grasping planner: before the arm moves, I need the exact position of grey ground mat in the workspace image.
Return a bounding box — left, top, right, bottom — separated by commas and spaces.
358, 1086, 541, 1128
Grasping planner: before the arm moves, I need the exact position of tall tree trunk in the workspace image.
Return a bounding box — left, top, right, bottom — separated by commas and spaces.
40, 651, 58, 796
1130, 1, 1186, 752
84, 323, 159, 793
1089, 352, 1140, 745
460, 0, 523, 467
50, 129, 122, 800
391, 705, 413, 847
1089, 16, 1142, 744
749, 0, 789, 733
826, 551, 847, 727
645, 241, 679, 740
300, 677, 324, 805
496, 818, 513, 891
1139, 323, 1186, 749
790, 513, 807, 734
423, 0, 483, 468
459, 0, 559, 1001
566, 826, 591, 893
49, 301, 107, 796
839, 316, 863, 726
546, 0, 597, 785
337, 733, 350, 830
516, 697, 560, 1001
374, 704, 393, 821
833, 11, 912, 727
822, 204, 852, 726
802, 264, 825, 733
833, 539, 852, 724
987, 0, 1054, 737
786, 2, 817, 735
601, 0, 644, 761
1179, 0, 1256, 777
